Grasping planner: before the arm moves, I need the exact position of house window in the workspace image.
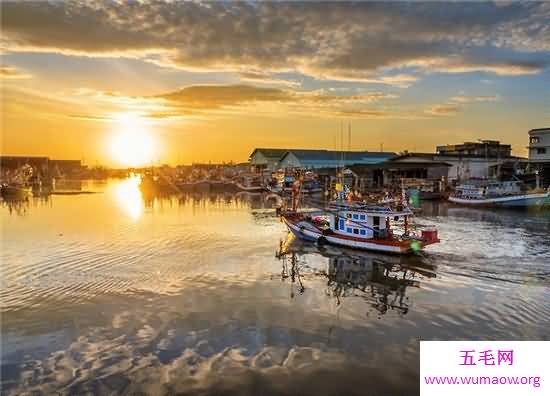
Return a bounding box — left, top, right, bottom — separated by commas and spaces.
537, 148, 546, 154
530, 136, 540, 144
346, 227, 352, 233
353, 228, 359, 234
360, 229, 366, 235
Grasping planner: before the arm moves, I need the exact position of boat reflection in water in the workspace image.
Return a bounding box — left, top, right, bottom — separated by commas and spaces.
276, 234, 437, 317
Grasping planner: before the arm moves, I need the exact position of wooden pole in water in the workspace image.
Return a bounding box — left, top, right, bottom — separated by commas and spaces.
292, 183, 298, 212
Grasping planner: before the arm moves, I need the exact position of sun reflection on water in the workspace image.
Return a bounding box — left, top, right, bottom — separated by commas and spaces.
113, 176, 144, 220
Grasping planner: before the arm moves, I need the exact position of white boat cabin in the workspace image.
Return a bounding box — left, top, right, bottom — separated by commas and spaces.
456, 180, 521, 199
325, 205, 411, 239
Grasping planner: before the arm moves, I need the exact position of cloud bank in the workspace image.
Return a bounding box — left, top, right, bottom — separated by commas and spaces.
2, 1, 549, 83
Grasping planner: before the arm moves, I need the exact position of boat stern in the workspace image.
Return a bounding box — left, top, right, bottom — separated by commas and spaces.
420, 228, 440, 246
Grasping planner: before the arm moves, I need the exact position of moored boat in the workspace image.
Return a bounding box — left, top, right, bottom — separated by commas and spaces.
234, 174, 267, 193
0, 183, 32, 199
269, 170, 322, 194
449, 180, 550, 208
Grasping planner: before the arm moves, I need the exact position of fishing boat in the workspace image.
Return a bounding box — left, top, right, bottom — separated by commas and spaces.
401, 178, 445, 201
301, 172, 323, 194
449, 180, 550, 208
0, 183, 32, 199
281, 183, 440, 255
233, 174, 266, 193
267, 170, 295, 194
1, 164, 34, 199
269, 170, 322, 194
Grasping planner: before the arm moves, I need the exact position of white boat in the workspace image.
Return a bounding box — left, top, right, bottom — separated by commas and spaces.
234, 174, 266, 193
449, 180, 550, 208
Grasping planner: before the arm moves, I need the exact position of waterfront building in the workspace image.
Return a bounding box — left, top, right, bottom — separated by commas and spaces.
49, 159, 83, 177
0, 156, 50, 173
433, 141, 520, 182
528, 127, 550, 187
248, 148, 289, 171
0, 156, 83, 179
248, 148, 396, 171
277, 150, 395, 169
528, 128, 550, 163
436, 140, 511, 158
345, 154, 451, 190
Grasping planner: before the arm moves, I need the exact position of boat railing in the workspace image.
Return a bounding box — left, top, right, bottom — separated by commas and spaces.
328, 202, 413, 216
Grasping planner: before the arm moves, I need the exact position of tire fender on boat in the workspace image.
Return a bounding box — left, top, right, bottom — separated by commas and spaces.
317, 236, 328, 246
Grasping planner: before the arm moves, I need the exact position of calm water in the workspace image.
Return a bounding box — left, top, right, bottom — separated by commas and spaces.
2, 178, 550, 395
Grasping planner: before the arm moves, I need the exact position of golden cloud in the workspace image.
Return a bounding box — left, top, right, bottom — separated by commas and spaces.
426, 104, 461, 116
426, 94, 499, 116
0, 65, 32, 79
65, 84, 404, 121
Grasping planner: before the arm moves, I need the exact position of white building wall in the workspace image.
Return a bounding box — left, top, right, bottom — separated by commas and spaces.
528, 129, 550, 163
250, 152, 268, 166
250, 152, 282, 170
435, 156, 503, 181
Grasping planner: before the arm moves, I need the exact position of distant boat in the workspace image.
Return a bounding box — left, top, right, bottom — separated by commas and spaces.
268, 170, 322, 195
233, 175, 266, 193
401, 178, 444, 201
449, 180, 550, 208
0, 183, 32, 200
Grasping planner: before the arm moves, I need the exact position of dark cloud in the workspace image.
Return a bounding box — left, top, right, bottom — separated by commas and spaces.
59, 84, 400, 120
3, 2, 548, 80
158, 84, 293, 109
156, 84, 395, 110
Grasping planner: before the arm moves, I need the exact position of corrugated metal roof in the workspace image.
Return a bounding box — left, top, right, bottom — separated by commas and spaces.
284, 150, 395, 162
249, 148, 289, 160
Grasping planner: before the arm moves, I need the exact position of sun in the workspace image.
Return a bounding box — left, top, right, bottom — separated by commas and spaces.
109, 113, 157, 167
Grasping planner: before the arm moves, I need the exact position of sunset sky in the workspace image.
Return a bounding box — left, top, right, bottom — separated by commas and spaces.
1, 1, 549, 166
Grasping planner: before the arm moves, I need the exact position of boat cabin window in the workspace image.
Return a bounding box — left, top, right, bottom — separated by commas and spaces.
360, 229, 366, 235
339, 219, 345, 230
359, 214, 366, 220
346, 227, 352, 233
352, 214, 359, 220
353, 228, 359, 234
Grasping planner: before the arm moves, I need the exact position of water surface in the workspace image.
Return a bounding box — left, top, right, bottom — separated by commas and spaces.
2, 178, 549, 395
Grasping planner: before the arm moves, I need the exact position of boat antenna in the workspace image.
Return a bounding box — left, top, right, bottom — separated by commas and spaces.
348, 122, 351, 152
340, 121, 344, 170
